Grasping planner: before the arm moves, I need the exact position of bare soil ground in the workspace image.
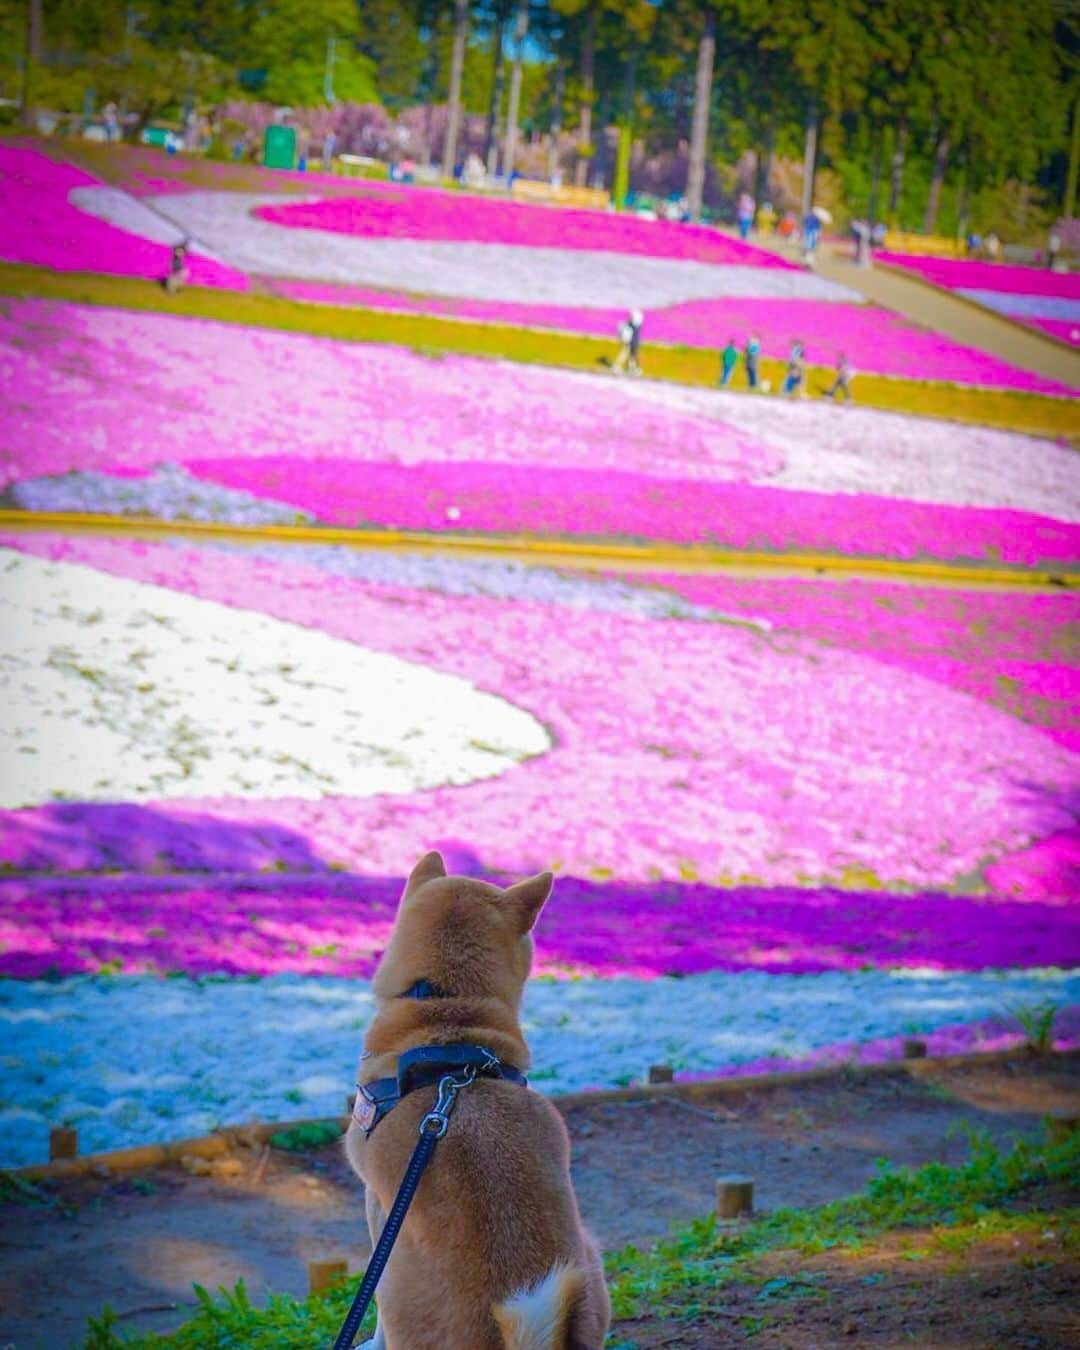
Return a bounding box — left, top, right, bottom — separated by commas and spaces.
0, 1054, 1076, 1349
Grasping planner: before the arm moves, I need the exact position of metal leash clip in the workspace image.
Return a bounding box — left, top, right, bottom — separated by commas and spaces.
419, 1065, 477, 1139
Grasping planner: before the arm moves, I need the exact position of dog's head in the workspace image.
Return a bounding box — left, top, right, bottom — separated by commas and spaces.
373, 851, 553, 1011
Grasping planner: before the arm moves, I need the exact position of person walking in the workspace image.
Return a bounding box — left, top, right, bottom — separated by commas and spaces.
613, 310, 644, 375
743, 333, 762, 390
736, 191, 756, 241
718, 337, 739, 387
1047, 229, 1062, 270
322, 128, 337, 172
782, 341, 806, 397
825, 351, 855, 402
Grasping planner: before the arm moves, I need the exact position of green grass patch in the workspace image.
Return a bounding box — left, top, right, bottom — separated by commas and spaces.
1, 262, 1076, 444
605, 1125, 1080, 1322
268, 1120, 343, 1152
78, 1125, 1078, 1347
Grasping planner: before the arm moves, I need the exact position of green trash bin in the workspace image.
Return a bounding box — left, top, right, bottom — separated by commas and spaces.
263, 124, 296, 170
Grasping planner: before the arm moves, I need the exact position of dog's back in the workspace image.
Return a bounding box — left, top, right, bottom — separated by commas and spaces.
362, 1078, 608, 1349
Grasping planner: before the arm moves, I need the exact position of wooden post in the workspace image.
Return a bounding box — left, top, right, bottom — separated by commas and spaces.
308, 1259, 348, 1295
49, 1127, 78, 1160
1047, 1114, 1079, 1146
716, 1175, 753, 1219
902, 1038, 927, 1059
648, 1064, 674, 1084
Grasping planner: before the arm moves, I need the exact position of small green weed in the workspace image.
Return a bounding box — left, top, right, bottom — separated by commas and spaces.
268, 1120, 343, 1152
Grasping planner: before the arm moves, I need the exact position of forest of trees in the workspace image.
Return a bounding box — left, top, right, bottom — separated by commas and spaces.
2, 0, 1077, 237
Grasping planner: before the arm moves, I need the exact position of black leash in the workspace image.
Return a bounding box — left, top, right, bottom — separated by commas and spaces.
330, 1066, 476, 1350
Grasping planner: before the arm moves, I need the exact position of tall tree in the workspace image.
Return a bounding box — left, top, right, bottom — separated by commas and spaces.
685, 6, 716, 219
501, 0, 530, 175
443, 0, 469, 172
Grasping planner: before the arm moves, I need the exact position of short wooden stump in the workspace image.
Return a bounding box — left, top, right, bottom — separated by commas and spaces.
1047, 1113, 1079, 1146
716, 1175, 754, 1220
647, 1064, 675, 1084
308, 1259, 349, 1295
49, 1127, 78, 1161
902, 1038, 928, 1059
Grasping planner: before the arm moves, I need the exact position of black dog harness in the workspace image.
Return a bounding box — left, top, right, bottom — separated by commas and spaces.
332, 983, 529, 1348
352, 1040, 528, 1135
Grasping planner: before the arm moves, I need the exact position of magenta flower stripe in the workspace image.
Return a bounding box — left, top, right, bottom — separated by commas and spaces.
255, 190, 796, 266
2, 871, 1077, 981
0, 144, 248, 289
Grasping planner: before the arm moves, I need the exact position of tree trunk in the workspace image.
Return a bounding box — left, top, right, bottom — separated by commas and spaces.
685, 7, 716, 221
574, 3, 596, 187
754, 109, 775, 205
956, 148, 972, 241
1065, 93, 1079, 221
423, 15, 441, 166
21, 0, 43, 126
888, 114, 907, 215
799, 102, 817, 224
868, 127, 882, 224
502, 0, 529, 177
442, 0, 468, 176
548, 60, 565, 182
484, 11, 506, 174
923, 132, 950, 234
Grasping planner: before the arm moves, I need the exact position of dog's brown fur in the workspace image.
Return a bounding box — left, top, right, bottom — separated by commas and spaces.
345, 851, 610, 1350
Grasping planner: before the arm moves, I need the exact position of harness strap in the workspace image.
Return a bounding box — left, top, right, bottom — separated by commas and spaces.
332, 1068, 474, 1350
354, 1042, 527, 1137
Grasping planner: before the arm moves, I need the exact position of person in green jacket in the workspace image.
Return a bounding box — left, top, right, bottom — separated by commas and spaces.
719, 337, 739, 388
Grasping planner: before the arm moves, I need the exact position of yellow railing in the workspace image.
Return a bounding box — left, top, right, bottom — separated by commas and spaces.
511, 179, 610, 210
883, 231, 964, 257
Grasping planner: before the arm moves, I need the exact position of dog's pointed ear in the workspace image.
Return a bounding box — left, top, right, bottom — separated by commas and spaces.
405, 850, 447, 894
502, 871, 553, 933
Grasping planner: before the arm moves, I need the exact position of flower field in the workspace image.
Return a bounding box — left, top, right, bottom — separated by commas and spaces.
1, 531, 1078, 1163
878, 252, 1080, 350
1, 140, 1074, 392
0, 143, 246, 290
4, 299, 1078, 567
1, 138, 1078, 1174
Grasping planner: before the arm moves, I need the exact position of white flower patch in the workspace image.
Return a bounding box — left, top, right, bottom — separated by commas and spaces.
1, 967, 1077, 1166
0, 549, 550, 808
73, 187, 861, 306
611, 376, 1080, 520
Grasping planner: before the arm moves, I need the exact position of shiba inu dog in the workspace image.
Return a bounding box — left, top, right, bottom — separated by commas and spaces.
345, 850, 610, 1349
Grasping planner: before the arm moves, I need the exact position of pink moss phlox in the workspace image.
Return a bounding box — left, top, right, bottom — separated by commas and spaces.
271, 278, 1076, 394
877, 252, 1080, 300
0, 144, 248, 289
180, 456, 1080, 569
1, 532, 1075, 893
256, 191, 796, 268
1026, 317, 1080, 348
639, 571, 1080, 755
672, 1005, 1080, 1086
1, 872, 1078, 980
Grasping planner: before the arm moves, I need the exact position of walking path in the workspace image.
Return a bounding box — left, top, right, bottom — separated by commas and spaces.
814, 245, 1080, 390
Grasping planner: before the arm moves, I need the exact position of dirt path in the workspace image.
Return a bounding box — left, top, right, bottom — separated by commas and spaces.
1, 1055, 1076, 1348
812, 244, 1080, 391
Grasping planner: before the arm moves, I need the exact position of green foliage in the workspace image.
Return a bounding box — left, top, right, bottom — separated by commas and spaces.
606, 1125, 1080, 1320
248, 0, 377, 107
83, 1275, 377, 1348
268, 1120, 343, 1151
1008, 1001, 1059, 1055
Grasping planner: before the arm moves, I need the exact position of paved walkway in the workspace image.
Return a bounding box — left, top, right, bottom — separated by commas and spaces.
814, 245, 1079, 391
